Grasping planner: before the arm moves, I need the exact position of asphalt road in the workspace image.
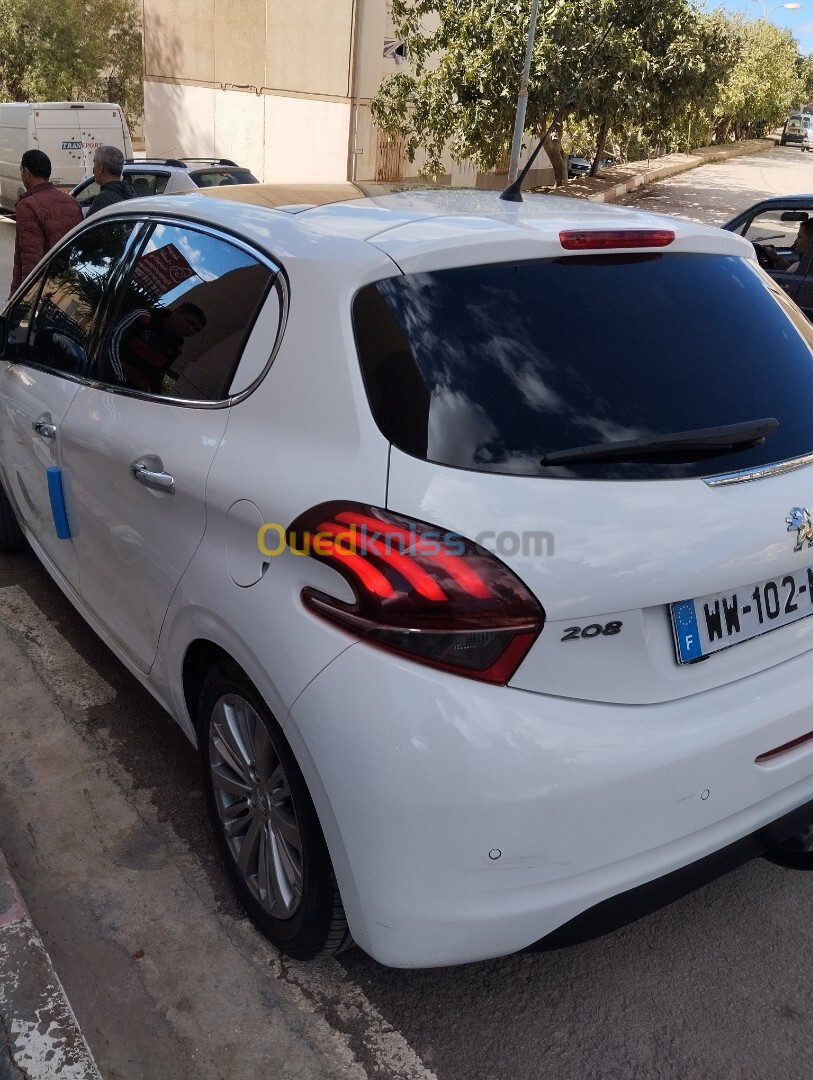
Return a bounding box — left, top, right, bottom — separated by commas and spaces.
616, 142, 813, 223
2, 151, 813, 1080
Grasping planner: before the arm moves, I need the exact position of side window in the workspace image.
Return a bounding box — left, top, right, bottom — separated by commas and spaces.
742, 211, 806, 249
99, 223, 274, 401
5, 277, 44, 360
128, 172, 170, 197
75, 180, 100, 210
25, 221, 138, 377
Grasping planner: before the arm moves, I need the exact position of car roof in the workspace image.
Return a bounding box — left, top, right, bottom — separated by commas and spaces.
123, 159, 246, 172
91, 182, 754, 273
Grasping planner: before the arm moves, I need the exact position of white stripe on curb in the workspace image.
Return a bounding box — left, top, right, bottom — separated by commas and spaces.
0, 851, 102, 1080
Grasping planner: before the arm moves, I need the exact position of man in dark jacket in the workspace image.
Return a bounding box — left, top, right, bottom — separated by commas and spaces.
85, 145, 137, 216
9, 149, 84, 295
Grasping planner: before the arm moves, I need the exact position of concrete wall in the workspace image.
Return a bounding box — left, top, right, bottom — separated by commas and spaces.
143, 0, 553, 187
144, 82, 351, 183
143, 0, 355, 96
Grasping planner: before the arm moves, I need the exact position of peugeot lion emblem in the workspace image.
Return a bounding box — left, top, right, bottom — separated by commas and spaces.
786, 506, 813, 552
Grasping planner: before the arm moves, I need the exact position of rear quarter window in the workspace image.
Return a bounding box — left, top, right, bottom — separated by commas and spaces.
353, 253, 813, 480
190, 169, 257, 188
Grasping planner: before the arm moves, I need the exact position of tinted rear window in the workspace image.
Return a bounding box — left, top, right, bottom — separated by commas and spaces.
352, 253, 813, 480
191, 169, 257, 188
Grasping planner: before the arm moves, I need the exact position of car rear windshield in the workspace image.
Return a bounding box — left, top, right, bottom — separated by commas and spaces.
352, 253, 813, 480
191, 169, 257, 188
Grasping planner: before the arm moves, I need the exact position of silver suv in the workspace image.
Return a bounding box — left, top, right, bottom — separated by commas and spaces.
70, 157, 258, 210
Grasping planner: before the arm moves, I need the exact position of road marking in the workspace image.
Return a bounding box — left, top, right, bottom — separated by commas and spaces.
272, 954, 439, 1080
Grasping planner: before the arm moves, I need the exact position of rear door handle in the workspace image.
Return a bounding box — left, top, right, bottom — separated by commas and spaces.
130, 458, 175, 495
33, 415, 57, 439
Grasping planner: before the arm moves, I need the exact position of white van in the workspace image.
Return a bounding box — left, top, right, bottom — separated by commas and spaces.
0, 101, 133, 211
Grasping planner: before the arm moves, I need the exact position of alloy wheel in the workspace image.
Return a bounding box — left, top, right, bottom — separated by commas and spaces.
208, 693, 304, 918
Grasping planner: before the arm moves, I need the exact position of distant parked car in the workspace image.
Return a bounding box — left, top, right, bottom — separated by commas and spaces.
779, 112, 811, 145
567, 152, 616, 179
70, 157, 258, 211
723, 195, 813, 320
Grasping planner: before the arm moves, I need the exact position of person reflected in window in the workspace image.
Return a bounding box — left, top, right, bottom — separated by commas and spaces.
108, 302, 207, 393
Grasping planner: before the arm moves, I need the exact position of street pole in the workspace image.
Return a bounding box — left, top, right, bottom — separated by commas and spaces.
507, 0, 541, 183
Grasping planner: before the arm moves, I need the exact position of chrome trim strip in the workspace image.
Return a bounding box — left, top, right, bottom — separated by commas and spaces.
704, 452, 813, 487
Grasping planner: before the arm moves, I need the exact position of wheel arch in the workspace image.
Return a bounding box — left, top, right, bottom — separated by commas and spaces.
181, 638, 236, 739
179, 633, 367, 950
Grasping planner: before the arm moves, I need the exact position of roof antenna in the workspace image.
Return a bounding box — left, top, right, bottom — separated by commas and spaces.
500, 20, 615, 203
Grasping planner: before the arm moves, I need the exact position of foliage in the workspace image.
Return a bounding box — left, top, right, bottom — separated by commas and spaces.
798, 53, 813, 108
371, 0, 809, 184
714, 17, 803, 139
0, 0, 143, 128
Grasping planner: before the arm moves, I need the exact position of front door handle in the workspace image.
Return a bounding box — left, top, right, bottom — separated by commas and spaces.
130, 458, 175, 495
33, 415, 56, 439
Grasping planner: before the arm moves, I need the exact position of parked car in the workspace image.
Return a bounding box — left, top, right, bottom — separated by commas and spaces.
70, 157, 258, 211
723, 196, 813, 320
780, 112, 812, 145
2, 185, 813, 968
567, 152, 616, 178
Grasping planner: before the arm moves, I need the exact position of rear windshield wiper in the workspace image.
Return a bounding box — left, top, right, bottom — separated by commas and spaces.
539, 418, 779, 466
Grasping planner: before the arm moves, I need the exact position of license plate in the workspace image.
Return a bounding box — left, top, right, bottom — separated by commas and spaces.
671, 566, 813, 663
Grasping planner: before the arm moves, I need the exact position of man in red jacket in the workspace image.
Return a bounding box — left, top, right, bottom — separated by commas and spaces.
9, 150, 84, 296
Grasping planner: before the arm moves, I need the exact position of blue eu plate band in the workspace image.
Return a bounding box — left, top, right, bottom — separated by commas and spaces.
671, 598, 702, 662
46, 466, 71, 540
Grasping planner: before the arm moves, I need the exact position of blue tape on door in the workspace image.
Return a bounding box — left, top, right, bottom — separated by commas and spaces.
46, 466, 71, 540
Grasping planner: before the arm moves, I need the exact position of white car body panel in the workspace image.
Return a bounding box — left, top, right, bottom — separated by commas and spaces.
290, 635, 813, 967
60, 387, 230, 673
0, 364, 81, 587
385, 448, 813, 704
4, 187, 813, 967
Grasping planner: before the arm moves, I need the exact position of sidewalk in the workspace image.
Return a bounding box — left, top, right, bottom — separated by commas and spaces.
547, 137, 775, 203
0, 849, 101, 1080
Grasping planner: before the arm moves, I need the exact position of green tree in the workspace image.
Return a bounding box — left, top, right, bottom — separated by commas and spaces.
371, 0, 800, 184
567, 0, 729, 173
713, 18, 802, 139
798, 52, 813, 108
0, 0, 143, 128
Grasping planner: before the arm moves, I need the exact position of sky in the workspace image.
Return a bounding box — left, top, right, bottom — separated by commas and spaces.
716, 0, 813, 54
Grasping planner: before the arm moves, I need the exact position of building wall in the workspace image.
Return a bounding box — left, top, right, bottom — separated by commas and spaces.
144, 82, 352, 183
142, 0, 552, 186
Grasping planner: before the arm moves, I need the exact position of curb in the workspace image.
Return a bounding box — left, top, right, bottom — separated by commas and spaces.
548, 138, 775, 204
0, 849, 101, 1080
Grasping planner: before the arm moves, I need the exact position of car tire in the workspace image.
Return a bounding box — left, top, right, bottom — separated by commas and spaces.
198, 660, 351, 959
0, 482, 26, 552
763, 824, 813, 870
781, 137, 787, 146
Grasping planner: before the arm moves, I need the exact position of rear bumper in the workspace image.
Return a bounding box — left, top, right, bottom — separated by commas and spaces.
289, 642, 813, 968
539, 793, 813, 949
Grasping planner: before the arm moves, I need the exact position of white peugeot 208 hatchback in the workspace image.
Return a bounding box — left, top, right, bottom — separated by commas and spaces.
1, 183, 813, 968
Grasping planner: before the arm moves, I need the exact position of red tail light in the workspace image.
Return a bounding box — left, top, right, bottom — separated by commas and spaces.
559, 229, 675, 250
288, 502, 544, 684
